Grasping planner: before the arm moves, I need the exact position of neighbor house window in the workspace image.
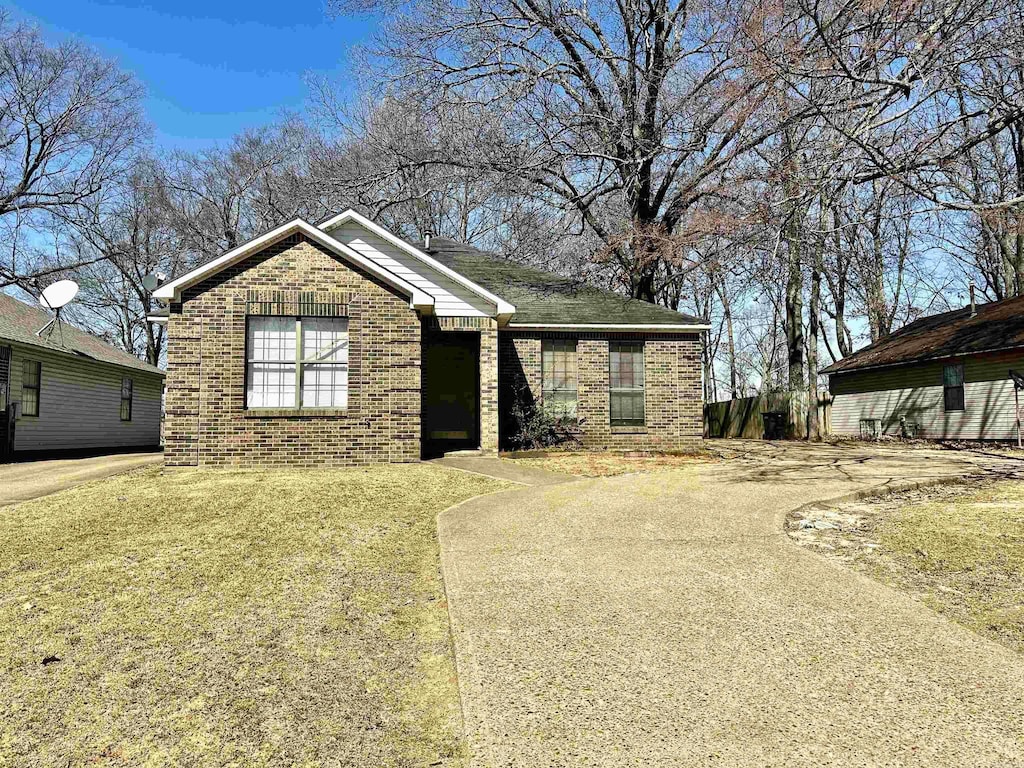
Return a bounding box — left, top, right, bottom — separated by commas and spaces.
542, 338, 578, 417
943, 362, 965, 412
120, 378, 133, 421
21, 360, 40, 416
246, 316, 348, 409
609, 341, 645, 426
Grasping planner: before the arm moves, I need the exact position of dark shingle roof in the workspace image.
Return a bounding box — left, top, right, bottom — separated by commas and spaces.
0, 292, 164, 376
822, 293, 1024, 375
426, 237, 705, 326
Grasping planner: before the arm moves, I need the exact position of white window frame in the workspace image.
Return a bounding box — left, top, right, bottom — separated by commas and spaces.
245, 316, 349, 410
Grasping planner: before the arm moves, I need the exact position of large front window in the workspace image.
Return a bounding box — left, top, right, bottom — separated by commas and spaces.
542, 338, 577, 417
609, 341, 645, 426
246, 317, 349, 409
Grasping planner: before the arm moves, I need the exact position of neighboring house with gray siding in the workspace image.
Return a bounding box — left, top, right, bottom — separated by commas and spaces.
823, 293, 1024, 440
0, 293, 164, 459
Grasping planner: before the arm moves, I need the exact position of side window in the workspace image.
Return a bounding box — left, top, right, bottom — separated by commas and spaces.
609, 341, 645, 426
120, 378, 133, 421
21, 360, 41, 416
943, 363, 965, 412
541, 339, 578, 418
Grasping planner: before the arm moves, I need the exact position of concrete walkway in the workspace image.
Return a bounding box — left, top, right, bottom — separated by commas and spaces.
0, 452, 163, 507
438, 443, 1024, 767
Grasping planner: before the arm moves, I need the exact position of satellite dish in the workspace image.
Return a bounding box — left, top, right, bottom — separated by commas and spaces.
39, 280, 79, 310
36, 279, 79, 342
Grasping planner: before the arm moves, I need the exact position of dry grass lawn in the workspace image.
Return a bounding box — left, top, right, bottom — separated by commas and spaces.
790, 479, 1024, 654
0, 464, 507, 767
509, 450, 709, 477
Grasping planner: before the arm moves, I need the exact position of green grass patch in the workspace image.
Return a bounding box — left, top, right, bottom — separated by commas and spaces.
0, 464, 507, 766
878, 481, 1024, 650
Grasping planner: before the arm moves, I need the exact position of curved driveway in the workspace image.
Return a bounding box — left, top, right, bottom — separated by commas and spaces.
438, 443, 1024, 767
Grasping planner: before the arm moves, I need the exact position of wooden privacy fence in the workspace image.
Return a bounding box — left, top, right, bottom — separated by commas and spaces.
704, 391, 832, 439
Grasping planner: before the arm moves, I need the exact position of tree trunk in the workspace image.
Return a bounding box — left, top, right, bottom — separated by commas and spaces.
713, 276, 739, 398
785, 214, 805, 391
807, 228, 822, 441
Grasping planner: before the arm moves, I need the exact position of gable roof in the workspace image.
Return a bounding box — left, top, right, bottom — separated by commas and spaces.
152, 218, 433, 309
425, 237, 709, 329
0, 292, 164, 376
319, 210, 515, 319
822, 293, 1024, 375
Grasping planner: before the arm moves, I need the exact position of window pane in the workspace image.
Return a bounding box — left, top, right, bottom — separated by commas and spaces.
301, 363, 348, 408
609, 342, 645, 425
248, 317, 296, 362
247, 362, 296, 408
542, 339, 578, 418
302, 318, 348, 363
943, 363, 964, 387
21, 388, 38, 417
21, 360, 40, 416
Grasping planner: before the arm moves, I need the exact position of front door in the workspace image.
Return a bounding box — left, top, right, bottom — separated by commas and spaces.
421, 332, 479, 457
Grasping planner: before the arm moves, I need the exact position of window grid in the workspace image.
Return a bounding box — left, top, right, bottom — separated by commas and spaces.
542, 339, 578, 418
609, 342, 645, 426
943, 362, 965, 412
21, 359, 40, 416
246, 317, 349, 410
120, 378, 133, 421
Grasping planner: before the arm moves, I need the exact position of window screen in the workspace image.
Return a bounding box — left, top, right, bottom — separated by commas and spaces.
246, 317, 348, 409
943, 362, 965, 412
609, 341, 645, 426
542, 339, 577, 417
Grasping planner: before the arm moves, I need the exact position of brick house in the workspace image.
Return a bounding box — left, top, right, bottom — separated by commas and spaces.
151, 210, 708, 467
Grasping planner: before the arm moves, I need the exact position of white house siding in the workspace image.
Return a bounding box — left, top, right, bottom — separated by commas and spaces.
8, 342, 163, 452
830, 350, 1024, 440
326, 221, 496, 317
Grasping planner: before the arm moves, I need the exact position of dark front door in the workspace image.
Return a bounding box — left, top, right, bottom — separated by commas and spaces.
421, 332, 479, 457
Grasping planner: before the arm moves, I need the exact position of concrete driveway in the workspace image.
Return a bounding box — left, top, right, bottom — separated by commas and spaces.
0, 451, 163, 507
439, 442, 1024, 767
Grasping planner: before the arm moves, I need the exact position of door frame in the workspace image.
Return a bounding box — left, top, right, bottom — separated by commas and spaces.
420, 330, 480, 458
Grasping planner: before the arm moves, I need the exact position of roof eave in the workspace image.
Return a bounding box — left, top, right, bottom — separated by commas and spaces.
153, 218, 434, 312
504, 322, 710, 332
823, 340, 1024, 376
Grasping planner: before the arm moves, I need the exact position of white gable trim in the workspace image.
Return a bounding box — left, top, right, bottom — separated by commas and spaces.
506, 322, 711, 332
152, 218, 433, 310
319, 209, 515, 321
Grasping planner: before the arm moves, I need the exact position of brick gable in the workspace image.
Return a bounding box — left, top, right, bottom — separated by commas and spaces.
164, 233, 420, 467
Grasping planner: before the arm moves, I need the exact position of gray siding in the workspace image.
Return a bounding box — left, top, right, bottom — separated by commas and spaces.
8, 342, 163, 452
830, 350, 1024, 440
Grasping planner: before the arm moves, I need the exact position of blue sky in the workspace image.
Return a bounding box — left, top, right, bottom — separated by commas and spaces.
9, 0, 377, 151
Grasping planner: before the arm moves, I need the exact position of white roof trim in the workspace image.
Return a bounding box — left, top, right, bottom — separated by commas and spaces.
319, 209, 515, 320
152, 218, 434, 310
506, 322, 710, 332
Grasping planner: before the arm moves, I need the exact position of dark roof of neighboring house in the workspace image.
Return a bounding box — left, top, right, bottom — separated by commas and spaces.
425, 237, 705, 326
0, 292, 164, 376
822, 293, 1024, 375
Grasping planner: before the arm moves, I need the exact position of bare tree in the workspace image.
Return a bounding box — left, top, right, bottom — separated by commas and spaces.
327, 0, 807, 306
0, 14, 145, 286
158, 123, 316, 262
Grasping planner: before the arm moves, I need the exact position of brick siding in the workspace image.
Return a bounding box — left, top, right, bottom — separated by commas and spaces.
164, 233, 420, 468
498, 331, 703, 451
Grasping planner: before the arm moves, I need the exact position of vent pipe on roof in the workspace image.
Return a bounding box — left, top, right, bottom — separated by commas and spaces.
423, 230, 432, 251
969, 281, 977, 317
